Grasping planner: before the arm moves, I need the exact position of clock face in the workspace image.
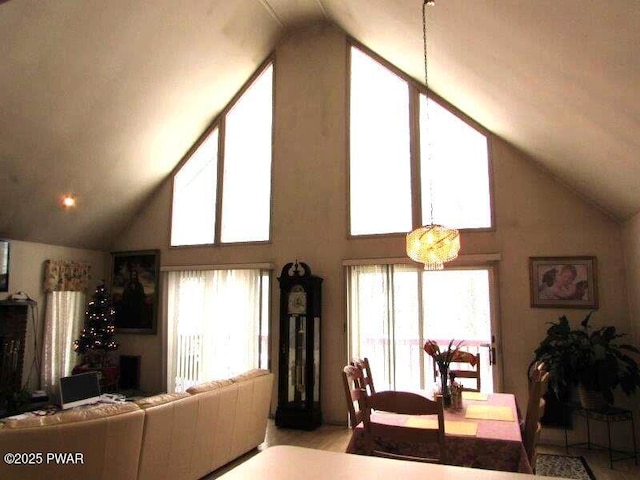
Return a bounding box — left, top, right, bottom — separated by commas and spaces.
287, 286, 307, 315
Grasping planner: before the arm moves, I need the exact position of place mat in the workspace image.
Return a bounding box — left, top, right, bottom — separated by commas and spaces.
462, 391, 488, 401
405, 417, 478, 436
465, 405, 514, 421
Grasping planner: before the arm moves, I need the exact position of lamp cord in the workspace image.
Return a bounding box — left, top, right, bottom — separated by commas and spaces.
423, 0, 435, 224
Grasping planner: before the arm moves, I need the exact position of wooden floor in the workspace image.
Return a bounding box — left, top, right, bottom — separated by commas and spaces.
208, 419, 640, 479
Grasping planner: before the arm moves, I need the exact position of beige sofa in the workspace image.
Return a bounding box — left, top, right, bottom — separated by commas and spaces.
0, 369, 274, 480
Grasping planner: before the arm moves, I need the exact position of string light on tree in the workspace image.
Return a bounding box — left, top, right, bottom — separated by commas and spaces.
73, 281, 119, 367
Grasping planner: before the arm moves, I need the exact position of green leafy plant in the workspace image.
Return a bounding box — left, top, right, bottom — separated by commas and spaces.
529, 311, 640, 405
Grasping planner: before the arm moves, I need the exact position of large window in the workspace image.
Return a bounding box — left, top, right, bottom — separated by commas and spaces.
349, 48, 412, 235
420, 95, 491, 228
349, 45, 492, 235
347, 263, 494, 394
166, 267, 270, 392
171, 63, 273, 246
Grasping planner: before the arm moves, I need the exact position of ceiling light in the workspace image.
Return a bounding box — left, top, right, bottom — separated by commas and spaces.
406, 0, 460, 270
61, 194, 76, 208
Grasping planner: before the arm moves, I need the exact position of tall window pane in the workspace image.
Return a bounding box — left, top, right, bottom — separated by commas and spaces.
171, 129, 218, 246
221, 65, 273, 243
420, 95, 491, 228
350, 48, 412, 235
167, 268, 270, 392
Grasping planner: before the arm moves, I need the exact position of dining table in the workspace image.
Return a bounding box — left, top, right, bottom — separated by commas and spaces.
346, 391, 533, 474
217, 445, 560, 480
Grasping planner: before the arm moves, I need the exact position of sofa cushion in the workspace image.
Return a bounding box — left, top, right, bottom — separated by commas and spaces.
134, 392, 190, 409
186, 378, 234, 394
230, 368, 270, 383
0, 402, 140, 429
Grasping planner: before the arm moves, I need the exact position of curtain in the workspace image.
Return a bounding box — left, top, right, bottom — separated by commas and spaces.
347, 264, 423, 392
167, 268, 269, 393
43, 260, 91, 293
40, 260, 90, 394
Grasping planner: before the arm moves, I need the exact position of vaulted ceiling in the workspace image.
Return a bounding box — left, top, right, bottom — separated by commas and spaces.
1, 0, 638, 250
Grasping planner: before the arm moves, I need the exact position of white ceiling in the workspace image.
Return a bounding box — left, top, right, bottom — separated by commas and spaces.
1, 0, 638, 250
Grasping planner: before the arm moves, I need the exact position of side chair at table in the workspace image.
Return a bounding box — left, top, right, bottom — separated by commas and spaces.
352, 357, 376, 395
448, 350, 481, 392
361, 390, 445, 464
342, 364, 367, 428
523, 364, 550, 469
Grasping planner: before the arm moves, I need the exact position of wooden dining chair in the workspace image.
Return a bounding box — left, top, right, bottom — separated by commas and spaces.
523, 367, 550, 469
361, 390, 445, 464
448, 350, 481, 392
352, 357, 376, 395
342, 364, 367, 428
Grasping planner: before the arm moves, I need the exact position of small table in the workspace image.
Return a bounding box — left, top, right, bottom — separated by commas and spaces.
564, 402, 638, 468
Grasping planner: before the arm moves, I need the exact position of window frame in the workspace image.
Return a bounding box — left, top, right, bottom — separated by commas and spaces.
347, 39, 495, 239
169, 56, 275, 248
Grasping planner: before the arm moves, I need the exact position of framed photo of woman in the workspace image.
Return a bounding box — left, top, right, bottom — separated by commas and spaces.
110, 250, 160, 334
529, 256, 598, 309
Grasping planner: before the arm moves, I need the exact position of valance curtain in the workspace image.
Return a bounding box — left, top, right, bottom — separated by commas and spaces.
43, 260, 91, 292
41, 260, 91, 394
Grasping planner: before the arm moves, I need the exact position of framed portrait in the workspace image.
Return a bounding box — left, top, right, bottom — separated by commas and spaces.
110, 250, 160, 334
0, 239, 9, 292
529, 256, 598, 309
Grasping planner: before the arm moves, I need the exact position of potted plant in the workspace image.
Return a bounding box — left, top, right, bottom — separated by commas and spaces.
529, 311, 640, 410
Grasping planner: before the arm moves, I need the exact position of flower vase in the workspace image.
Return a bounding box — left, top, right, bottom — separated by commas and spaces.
439, 368, 452, 407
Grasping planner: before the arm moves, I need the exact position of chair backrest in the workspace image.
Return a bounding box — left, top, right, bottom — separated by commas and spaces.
448, 350, 481, 392
362, 390, 445, 464
341, 365, 366, 428
352, 357, 376, 395
523, 369, 550, 468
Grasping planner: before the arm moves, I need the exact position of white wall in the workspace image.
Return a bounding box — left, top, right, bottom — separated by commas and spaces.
623, 212, 640, 346
113, 25, 633, 437
621, 212, 640, 446
0, 239, 108, 390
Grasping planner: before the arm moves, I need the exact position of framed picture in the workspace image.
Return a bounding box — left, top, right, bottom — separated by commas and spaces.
0, 239, 9, 292
110, 250, 160, 334
529, 256, 598, 309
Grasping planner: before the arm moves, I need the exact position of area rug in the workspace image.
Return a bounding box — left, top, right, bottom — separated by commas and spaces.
535, 454, 596, 480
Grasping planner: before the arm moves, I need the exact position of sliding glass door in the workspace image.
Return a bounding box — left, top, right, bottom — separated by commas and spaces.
347, 263, 499, 393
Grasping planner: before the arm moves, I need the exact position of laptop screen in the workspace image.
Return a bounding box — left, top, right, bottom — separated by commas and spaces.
58, 371, 101, 409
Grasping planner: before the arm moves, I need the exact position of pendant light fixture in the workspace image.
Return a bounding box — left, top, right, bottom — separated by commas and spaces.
406, 0, 460, 270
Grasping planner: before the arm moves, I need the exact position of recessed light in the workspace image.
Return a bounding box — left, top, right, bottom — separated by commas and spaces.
61, 194, 76, 208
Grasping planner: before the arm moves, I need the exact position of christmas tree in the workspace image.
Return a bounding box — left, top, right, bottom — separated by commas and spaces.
73, 281, 119, 367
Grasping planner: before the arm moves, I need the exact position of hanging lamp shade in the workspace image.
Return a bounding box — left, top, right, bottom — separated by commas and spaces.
406, 224, 460, 270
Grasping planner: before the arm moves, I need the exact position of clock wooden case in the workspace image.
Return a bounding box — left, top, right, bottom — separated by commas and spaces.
275, 261, 322, 430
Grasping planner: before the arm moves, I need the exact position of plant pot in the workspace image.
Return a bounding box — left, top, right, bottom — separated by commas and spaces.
578, 384, 609, 411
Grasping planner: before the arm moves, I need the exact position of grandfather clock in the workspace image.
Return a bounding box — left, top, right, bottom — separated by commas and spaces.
275, 261, 322, 430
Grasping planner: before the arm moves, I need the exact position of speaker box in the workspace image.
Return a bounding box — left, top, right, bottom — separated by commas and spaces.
119, 355, 141, 391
